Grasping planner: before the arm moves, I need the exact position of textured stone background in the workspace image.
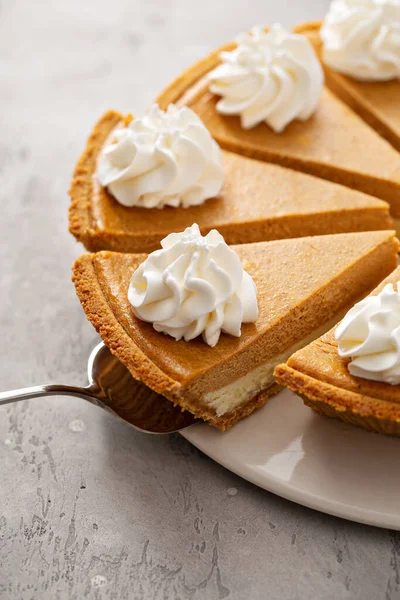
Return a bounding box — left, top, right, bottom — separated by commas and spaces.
2, 1, 400, 598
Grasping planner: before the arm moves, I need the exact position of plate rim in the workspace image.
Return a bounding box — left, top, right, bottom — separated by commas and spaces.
181, 408, 400, 531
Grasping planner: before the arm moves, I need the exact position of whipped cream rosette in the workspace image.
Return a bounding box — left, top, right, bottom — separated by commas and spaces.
336, 282, 400, 384
321, 0, 400, 81
128, 224, 258, 347
208, 24, 324, 132
97, 104, 224, 209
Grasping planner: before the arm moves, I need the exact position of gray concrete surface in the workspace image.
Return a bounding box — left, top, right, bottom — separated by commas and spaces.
1, 1, 400, 598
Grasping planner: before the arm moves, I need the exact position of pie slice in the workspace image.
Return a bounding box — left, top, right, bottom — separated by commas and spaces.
295, 22, 400, 154
275, 267, 400, 437
69, 111, 392, 253
72, 230, 398, 430
157, 35, 400, 218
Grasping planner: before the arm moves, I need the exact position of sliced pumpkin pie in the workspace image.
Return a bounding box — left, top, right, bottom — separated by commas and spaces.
157, 25, 400, 217
72, 226, 398, 430
295, 14, 400, 153
275, 266, 400, 437
69, 108, 392, 253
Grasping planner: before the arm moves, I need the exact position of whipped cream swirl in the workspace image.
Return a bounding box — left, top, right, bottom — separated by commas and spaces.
208, 24, 324, 132
97, 104, 224, 209
336, 282, 400, 384
128, 224, 258, 347
321, 0, 400, 81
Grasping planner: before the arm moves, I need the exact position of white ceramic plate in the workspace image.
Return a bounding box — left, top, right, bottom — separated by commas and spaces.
182, 389, 400, 530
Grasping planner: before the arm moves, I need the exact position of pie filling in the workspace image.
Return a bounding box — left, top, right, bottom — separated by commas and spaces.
203, 312, 348, 417
391, 218, 400, 238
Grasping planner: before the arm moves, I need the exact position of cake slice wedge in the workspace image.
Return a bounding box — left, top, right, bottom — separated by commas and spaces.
275, 266, 400, 437
68, 111, 392, 253
72, 230, 398, 430
295, 22, 400, 154
157, 32, 400, 217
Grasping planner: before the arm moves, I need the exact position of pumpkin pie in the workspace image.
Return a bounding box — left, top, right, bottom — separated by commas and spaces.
295, 21, 400, 154
69, 110, 392, 253
157, 30, 400, 218
72, 230, 398, 430
275, 266, 400, 437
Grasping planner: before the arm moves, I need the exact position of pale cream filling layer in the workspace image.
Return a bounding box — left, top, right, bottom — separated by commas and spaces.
204, 313, 345, 417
